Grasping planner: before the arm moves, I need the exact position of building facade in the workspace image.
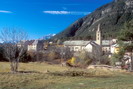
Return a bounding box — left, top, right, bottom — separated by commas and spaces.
63, 40, 90, 52
28, 40, 44, 51
96, 24, 102, 46
64, 24, 111, 54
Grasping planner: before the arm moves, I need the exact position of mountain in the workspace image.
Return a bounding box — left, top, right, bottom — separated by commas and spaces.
40, 34, 56, 40
53, 0, 133, 40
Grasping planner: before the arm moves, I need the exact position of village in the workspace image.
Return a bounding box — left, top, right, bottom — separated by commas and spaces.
15, 24, 132, 71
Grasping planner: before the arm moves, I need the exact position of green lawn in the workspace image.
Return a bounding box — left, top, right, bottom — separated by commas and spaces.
0, 62, 133, 89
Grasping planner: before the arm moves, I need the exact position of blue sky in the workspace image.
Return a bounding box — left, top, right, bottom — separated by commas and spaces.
0, 0, 113, 39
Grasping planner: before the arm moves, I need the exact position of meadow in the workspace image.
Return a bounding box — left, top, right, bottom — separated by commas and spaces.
0, 62, 133, 89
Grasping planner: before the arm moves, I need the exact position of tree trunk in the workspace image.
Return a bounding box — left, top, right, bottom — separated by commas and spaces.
130, 60, 133, 71
130, 50, 133, 71
10, 59, 19, 73
15, 59, 19, 72
10, 62, 15, 73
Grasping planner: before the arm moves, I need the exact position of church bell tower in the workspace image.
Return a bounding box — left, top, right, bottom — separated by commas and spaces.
96, 24, 102, 46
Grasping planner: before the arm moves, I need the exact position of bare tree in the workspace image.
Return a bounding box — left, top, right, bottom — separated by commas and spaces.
57, 46, 73, 63
0, 28, 28, 73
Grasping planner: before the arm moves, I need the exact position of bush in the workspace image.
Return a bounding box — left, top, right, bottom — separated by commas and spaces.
110, 53, 122, 66
48, 51, 59, 61
50, 70, 93, 77
100, 55, 110, 65
27, 51, 60, 62
67, 57, 76, 65
20, 51, 32, 62
110, 44, 125, 66
74, 51, 93, 67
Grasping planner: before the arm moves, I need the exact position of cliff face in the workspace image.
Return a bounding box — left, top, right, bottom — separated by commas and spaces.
54, 0, 133, 39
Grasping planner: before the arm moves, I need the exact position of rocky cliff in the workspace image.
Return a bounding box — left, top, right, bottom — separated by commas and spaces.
54, 0, 133, 40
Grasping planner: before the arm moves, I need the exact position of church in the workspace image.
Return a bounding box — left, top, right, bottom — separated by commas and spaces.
96, 24, 110, 53
63, 24, 111, 54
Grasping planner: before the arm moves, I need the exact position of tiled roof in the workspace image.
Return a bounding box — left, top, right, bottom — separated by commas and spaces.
63, 40, 90, 46
64, 40, 111, 46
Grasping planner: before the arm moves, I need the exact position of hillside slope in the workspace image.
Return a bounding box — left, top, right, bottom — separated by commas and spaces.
54, 0, 133, 40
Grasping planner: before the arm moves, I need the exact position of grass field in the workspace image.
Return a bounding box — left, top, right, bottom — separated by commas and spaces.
0, 62, 133, 89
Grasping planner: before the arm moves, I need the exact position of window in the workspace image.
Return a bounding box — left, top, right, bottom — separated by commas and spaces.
75, 47, 79, 49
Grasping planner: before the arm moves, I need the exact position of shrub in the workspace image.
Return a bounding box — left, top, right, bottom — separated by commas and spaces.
50, 70, 93, 77
100, 55, 110, 65
67, 57, 76, 65
48, 51, 59, 61
74, 51, 93, 67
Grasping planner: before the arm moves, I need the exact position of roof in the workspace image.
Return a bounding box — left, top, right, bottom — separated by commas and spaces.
29, 40, 44, 45
17, 40, 34, 45
26, 40, 34, 45
111, 44, 119, 47
17, 41, 25, 45
17, 40, 45, 46
63, 40, 90, 46
32, 40, 38, 45
90, 41, 100, 47
102, 40, 110, 46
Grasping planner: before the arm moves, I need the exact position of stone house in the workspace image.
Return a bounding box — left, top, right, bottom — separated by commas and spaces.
17, 40, 34, 50
63, 40, 90, 52
27, 40, 44, 51
102, 40, 111, 53
63, 40, 102, 54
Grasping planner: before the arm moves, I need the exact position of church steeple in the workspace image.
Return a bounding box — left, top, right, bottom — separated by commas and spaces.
96, 24, 102, 46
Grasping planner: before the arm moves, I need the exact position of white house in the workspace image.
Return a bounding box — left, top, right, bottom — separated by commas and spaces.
85, 41, 102, 53
63, 40, 90, 52
28, 40, 37, 51
85, 42, 103, 58
28, 40, 44, 51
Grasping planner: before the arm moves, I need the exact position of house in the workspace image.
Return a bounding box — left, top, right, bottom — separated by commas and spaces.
27, 40, 44, 51
64, 40, 90, 52
63, 40, 102, 54
17, 40, 34, 50
85, 41, 102, 56
110, 41, 132, 54
111, 44, 119, 54
17, 41, 25, 47
102, 40, 110, 53
17, 40, 47, 52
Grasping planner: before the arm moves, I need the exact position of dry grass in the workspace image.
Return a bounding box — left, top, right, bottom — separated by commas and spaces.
0, 62, 133, 89
0, 62, 68, 73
